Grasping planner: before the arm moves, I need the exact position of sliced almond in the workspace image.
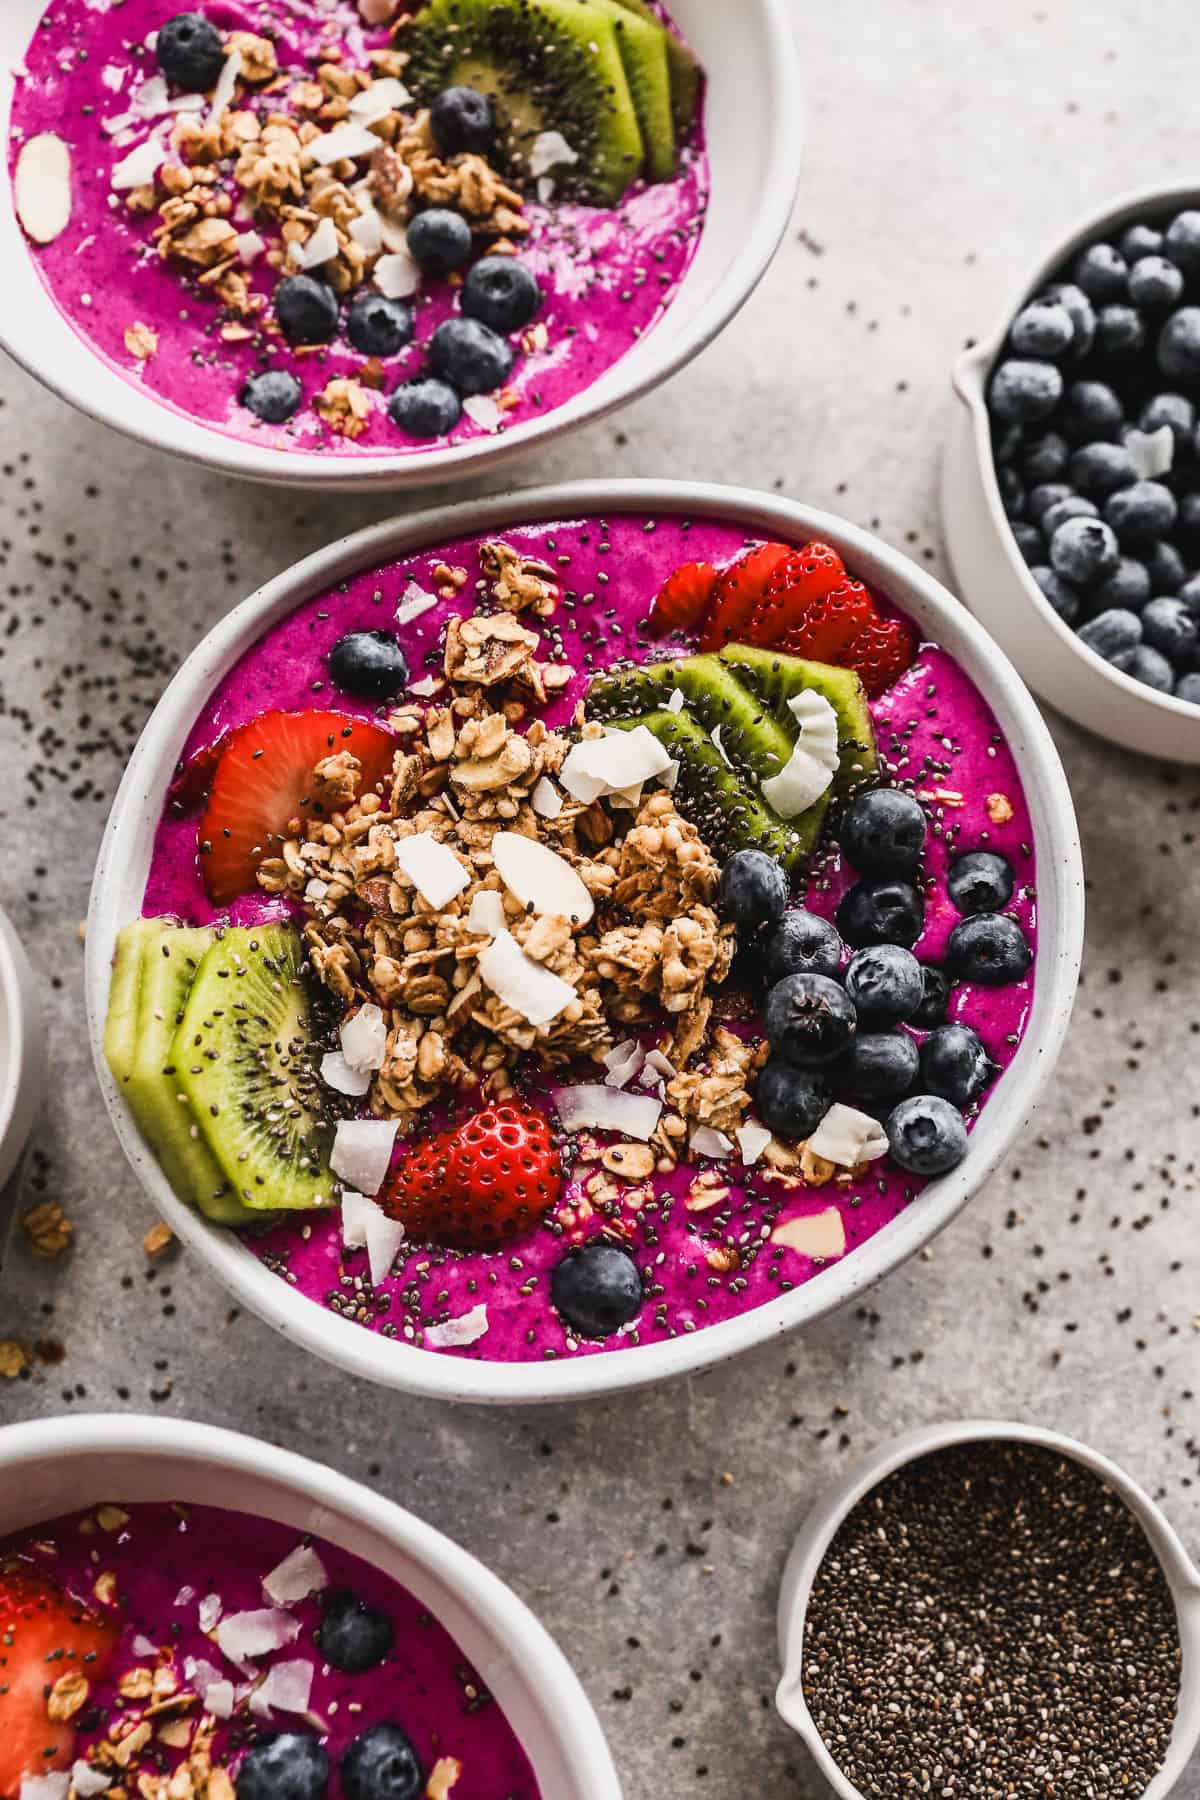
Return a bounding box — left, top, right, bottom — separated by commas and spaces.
15, 133, 72, 245
492, 832, 594, 926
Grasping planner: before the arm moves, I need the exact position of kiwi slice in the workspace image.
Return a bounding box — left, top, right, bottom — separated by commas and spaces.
171, 925, 336, 1213
607, 0, 701, 133
719, 644, 878, 796
593, 654, 795, 780
591, 0, 675, 180
104, 918, 167, 1088
406, 0, 645, 205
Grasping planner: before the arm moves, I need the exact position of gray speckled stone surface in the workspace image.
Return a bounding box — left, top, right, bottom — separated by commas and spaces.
2, 0, 1200, 1795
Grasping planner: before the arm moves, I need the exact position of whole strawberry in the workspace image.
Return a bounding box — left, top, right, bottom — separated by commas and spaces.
383, 1101, 562, 1250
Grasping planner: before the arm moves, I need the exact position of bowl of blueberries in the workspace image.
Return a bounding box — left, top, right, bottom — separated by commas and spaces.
943, 181, 1200, 763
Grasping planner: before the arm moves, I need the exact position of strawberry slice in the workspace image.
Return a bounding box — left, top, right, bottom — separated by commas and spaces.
168, 737, 226, 815
383, 1101, 562, 1251
740, 542, 848, 646
776, 577, 878, 664
840, 613, 919, 698
645, 561, 719, 638
697, 542, 792, 651
199, 710, 396, 905
0, 1565, 116, 1800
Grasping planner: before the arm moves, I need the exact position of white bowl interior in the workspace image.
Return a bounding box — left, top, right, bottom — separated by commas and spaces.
0, 906, 46, 1197
775, 1420, 1200, 1800
84, 479, 1086, 1405
0, 1414, 621, 1800
0, 0, 800, 490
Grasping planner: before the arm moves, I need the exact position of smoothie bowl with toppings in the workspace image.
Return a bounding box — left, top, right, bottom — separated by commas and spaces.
86, 481, 1084, 1403
0, 1413, 621, 1800
2, 0, 798, 486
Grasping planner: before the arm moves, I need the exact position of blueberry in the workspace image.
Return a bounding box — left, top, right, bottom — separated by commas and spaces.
551, 1242, 643, 1338
328, 630, 409, 701
1049, 515, 1120, 585
1011, 521, 1044, 564
885, 1095, 969, 1176
1164, 210, 1200, 277
1041, 282, 1095, 358
843, 944, 924, 1026
156, 12, 225, 91
1041, 495, 1098, 540
910, 964, 952, 1029
1022, 431, 1070, 483
1073, 242, 1127, 302
1141, 596, 1199, 662
997, 467, 1025, 519
837, 879, 925, 950
764, 973, 857, 1067
1145, 539, 1187, 595
241, 369, 302, 424
838, 788, 927, 877
1113, 643, 1175, 691
462, 256, 543, 333
1103, 480, 1178, 546
341, 1724, 422, 1800
1128, 255, 1185, 312
316, 1590, 394, 1673
1028, 482, 1075, 523
946, 914, 1033, 985
1077, 607, 1143, 663
763, 911, 842, 983
1178, 492, 1200, 542
946, 850, 1014, 915
756, 1058, 831, 1140
236, 1736, 329, 1800
919, 1024, 993, 1108
345, 294, 413, 359
838, 1031, 919, 1103
1138, 390, 1195, 448
1030, 565, 1081, 624
1068, 441, 1136, 496
429, 85, 496, 156
992, 422, 1024, 466
388, 378, 462, 439
1181, 573, 1200, 616
1095, 303, 1144, 359
1062, 379, 1124, 442
406, 208, 473, 276
428, 317, 514, 395
1090, 558, 1150, 613
274, 275, 339, 347
989, 360, 1063, 425
1120, 223, 1163, 262
1157, 308, 1200, 387
718, 848, 789, 933
1175, 671, 1200, 703
1010, 301, 1075, 359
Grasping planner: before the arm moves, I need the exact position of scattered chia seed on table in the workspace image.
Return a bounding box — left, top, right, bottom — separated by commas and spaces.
802, 1440, 1181, 1799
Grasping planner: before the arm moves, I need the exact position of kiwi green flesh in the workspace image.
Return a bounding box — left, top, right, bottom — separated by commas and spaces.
171, 925, 335, 1214
129, 926, 257, 1227
590, 0, 675, 180
104, 918, 165, 1088
610, 711, 816, 870
606, 0, 700, 131
407, 0, 646, 205
719, 644, 878, 795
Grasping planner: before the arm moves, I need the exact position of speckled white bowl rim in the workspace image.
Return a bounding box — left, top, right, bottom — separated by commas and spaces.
776, 1418, 1200, 1800
0, 904, 46, 1204
84, 478, 1086, 1406
0, 1412, 622, 1800
0, 0, 801, 492
948, 179, 1200, 756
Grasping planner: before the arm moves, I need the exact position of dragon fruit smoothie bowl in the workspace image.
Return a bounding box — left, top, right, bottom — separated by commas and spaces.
85, 481, 1085, 1405
0, 0, 799, 489
0, 1413, 622, 1800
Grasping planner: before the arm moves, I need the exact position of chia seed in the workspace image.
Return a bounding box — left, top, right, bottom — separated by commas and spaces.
802, 1439, 1181, 1798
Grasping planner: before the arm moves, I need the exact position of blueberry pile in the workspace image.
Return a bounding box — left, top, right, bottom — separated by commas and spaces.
718, 790, 1033, 1178
987, 208, 1200, 705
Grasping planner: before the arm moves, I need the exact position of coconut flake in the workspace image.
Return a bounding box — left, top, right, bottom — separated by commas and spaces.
173, 1586, 195, 1609
603, 1038, 645, 1090
297, 216, 339, 270
560, 726, 673, 803
341, 1003, 388, 1073
235, 229, 267, 264
736, 1122, 773, 1165
393, 832, 469, 909
666, 687, 686, 714
348, 77, 411, 121
71, 1765, 111, 1798
644, 1048, 677, 1082
341, 1189, 404, 1283
184, 1657, 232, 1713
710, 724, 732, 768
1126, 425, 1174, 480
529, 130, 579, 178
492, 832, 595, 925
15, 133, 72, 244
690, 1126, 734, 1159
553, 1084, 662, 1140
762, 690, 840, 818
22, 1776, 70, 1800
478, 930, 575, 1027
249, 1659, 314, 1718
204, 1679, 236, 1719
198, 1594, 222, 1632
462, 395, 503, 432
321, 1050, 372, 1098
331, 1119, 398, 1197
771, 1207, 847, 1260
206, 50, 242, 126
531, 776, 563, 819
425, 1303, 490, 1348
215, 1608, 301, 1662
263, 1545, 328, 1607
110, 132, 165, 191
375, 247, 421, 297
134, 74, 170, 117
408, 674, 442, 698
349, 206, 383, 255
308, 120, 381, 165
395, 581, 437, 624
467, 889, 507, 936
808, 1102, 889, 1167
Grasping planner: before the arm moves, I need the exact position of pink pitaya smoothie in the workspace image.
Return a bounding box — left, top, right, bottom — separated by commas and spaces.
2, 1500, 540, 1798
139, 512, 1038, 1364
9, 1, 707, 457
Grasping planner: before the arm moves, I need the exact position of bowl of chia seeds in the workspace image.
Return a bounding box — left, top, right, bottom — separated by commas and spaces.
776, 1420, 1200, 1800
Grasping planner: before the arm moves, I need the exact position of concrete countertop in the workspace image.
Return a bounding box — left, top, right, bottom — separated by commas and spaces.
1, 0, 1198, 1794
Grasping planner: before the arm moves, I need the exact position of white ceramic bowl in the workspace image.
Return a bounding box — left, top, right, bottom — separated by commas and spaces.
84, 478, 1086, 1406
776, 1418, 1200, 1800
0, 905, 47, 1256
0, 1411, 621, 1800
0, 0, 800, 492
944, 181, 1200, 764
